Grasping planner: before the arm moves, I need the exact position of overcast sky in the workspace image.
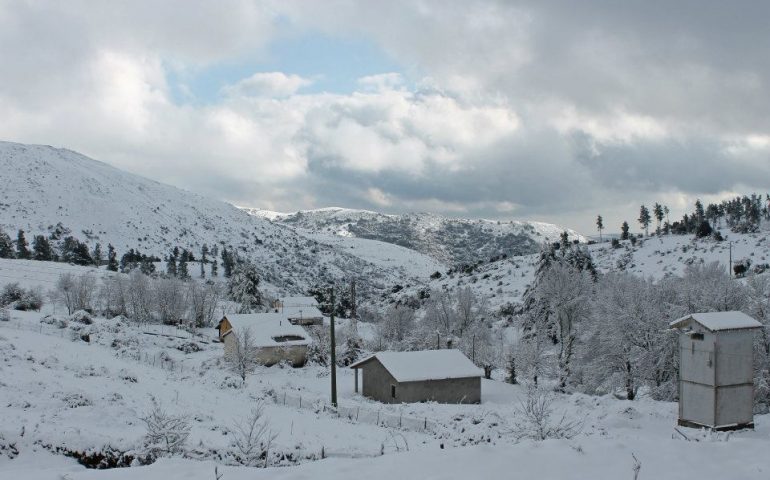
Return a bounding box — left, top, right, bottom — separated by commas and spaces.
2, 1, 769, 234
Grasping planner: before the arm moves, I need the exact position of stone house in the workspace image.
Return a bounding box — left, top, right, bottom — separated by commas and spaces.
218, 313, 311, 367
349, 349, 483, 404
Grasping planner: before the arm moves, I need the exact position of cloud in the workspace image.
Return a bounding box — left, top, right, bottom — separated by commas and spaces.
1, 1, 770, 234
222, 72, 313, 98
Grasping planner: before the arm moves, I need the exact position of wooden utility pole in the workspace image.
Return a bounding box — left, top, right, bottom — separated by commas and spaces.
329, 287, 338, 408
729, 241, 733, 277
350, 280, 357, 334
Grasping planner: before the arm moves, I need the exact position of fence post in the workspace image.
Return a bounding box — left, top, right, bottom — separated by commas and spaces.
356, 407, 360, 421
299, 396, 302, 408
377, 410, 380, 425
399, 412, 402, 427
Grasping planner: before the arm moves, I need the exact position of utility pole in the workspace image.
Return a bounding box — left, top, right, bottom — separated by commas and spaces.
329, 286, 338, 408
729, 241, 733, 277
350, 280, 357, 334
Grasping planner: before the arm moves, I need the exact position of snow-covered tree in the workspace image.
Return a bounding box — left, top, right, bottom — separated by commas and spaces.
229, 327, 260, 383
0, 229, 14, 258
32, 235, 53, 261
228, 260, 262, 313
106, 244, 118, 272
15, 229, 30, 259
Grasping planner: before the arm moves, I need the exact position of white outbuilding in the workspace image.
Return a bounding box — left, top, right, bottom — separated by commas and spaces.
217, 313, 312, 367
670, 311, 762, 430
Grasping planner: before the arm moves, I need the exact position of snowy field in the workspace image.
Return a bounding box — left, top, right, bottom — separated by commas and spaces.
1, 307, 769, 479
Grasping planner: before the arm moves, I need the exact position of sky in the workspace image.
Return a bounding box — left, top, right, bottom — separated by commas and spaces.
1, 0, 769, 234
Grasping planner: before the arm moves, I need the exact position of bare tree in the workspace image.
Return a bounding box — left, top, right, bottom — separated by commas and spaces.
154, 277, 186, 325
140, 397, 190, 457
537, 263, 593, 391
229, 327, 259, 383
55, 273, 77, 314
127, 270, 153, 322
187, 281, 222, 328
512, 383, 582, 441
229, 401, 277, 467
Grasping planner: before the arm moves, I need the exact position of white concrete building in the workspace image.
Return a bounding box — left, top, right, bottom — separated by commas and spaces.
670, 311, 762, 430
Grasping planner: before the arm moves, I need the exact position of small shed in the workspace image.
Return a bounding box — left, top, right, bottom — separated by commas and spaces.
670, 311, 762, 430
349, 350, 483, 404
218, 313, 311, 367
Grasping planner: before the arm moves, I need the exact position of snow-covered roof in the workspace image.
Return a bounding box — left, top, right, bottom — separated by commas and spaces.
281, 305, 324, 319
669, 311, 762, 332
221, 313, 311, 347
350, 349, 483, 382
280, 296, 319, 307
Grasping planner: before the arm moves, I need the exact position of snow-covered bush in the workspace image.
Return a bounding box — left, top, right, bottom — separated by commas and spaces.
139, 398, 190, 457
512, 384, 582, 441
69, 310, 93, 324
228, 401, 277, 467
0, 283, 42, 311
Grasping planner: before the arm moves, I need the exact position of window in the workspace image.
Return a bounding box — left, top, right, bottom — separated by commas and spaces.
690, 332, 704, 341
391, 385, 396, 399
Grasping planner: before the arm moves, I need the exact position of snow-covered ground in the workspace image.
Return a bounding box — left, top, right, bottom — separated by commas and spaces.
1, 306, 769, 479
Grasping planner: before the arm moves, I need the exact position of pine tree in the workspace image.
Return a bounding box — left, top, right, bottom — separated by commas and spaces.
107, 244, 119, 271
694, 199, 705, 225
0, 229, 14, 258
166, 252, 178, 277
228, 260, 262, 312
222, 248, 234, 278
211, 258, 218, 277
638, 205, 651, 236
32, 235, 53, 261
92, 243, 103, 266
178, 256, 189, 279
559, 231, 570, 251
16, 230, 30, 259
596, 215, 603, 243
621, 221, 630, 240
653, 203, 664, 233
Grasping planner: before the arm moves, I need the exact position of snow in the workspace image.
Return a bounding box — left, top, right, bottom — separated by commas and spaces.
350, 350, 484, 382
280, 305, 324, 319
279, 296, 319, 307
1, 308, 769, 479
670, 311, 764, 332
222, 313, 311, 346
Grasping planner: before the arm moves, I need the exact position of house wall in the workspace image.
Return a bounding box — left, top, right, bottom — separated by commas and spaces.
680, 381, 715, 426
359, 360, 481, 404
398, 377, 481, 404
361, 360, 399, 403
223, 333, 308, 367
679, 328, 716, 386
716, 384, 754, 426
288, 316, 323, 326
715, 330, 754, 385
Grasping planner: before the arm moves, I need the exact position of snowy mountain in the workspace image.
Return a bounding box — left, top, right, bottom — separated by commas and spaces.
242, 207, 586, 266
0, 141, 438, 298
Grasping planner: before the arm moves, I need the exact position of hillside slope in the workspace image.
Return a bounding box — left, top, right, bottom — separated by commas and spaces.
243, 207, 586, 266
0, 142, 436, 298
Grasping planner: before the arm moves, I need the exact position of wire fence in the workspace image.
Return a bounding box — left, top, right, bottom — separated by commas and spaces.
271, 390, 439, 433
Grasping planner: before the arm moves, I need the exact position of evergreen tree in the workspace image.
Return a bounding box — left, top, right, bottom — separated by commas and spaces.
638, 205, 651, 236
228, 260, 262, 312
201, 244, 209, 263
107, 244, 119, 271
559, 231, 570, 252
0, 229, 14, 258
61, 236, 92, 265
621, 221, 630, 240
653, 203, 664, 233
200, 260, 205, 278
16, 230, 30, 259
166, 251, 178, 277
32, 235, 53, 261
178, 256, 189, 279
694, 199, 705, 225
140, 258, 156, 275
222, 248, 235, 277
596, 215, 603, 243
211, 258, 218, 277
92, 243, 103, 266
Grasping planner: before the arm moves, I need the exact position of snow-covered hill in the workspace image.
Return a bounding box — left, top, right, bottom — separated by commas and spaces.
0, 142, 436, 298
242, 207, 586, 266
397, 227, 770, 314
